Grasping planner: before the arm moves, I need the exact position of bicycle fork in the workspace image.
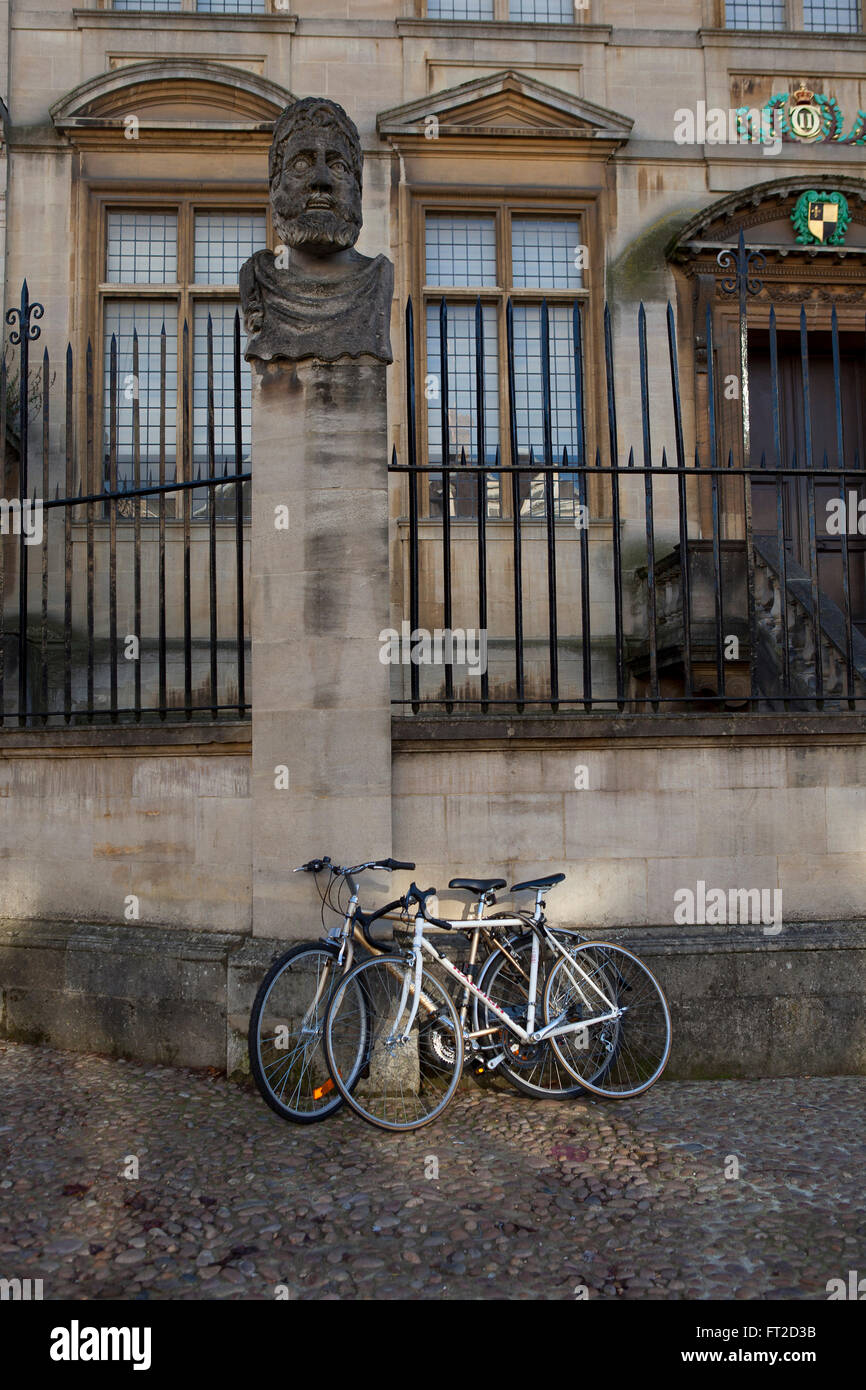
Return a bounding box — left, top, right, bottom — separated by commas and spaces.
388, 920, 426, 1045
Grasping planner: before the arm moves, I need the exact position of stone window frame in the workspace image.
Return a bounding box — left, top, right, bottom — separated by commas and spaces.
411, 188, 596, 521
83, 185, 274, 494
423, 0, 581, 20
717, 0, 863, 29
95, 0, 289, 13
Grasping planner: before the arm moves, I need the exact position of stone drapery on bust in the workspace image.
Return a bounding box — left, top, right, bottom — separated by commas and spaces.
240, 97, 393, 365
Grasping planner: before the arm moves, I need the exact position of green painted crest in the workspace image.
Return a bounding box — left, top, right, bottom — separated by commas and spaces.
791, 190, 850, 246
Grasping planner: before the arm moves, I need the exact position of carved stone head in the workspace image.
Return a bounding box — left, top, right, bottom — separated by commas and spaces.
269, 98, 363, 258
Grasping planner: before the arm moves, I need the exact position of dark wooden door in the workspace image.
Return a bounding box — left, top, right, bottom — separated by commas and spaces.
748, 329, 866, 632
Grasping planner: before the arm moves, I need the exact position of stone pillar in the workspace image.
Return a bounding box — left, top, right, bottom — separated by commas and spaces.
241, 95, 395, 937
249, 357, 392, 935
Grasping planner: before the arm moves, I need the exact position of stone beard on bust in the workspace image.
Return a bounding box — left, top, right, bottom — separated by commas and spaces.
240, 97, 393, 365
270, 119, 362, 256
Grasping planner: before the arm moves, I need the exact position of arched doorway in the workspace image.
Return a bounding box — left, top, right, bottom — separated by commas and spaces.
671, 177, 866, 636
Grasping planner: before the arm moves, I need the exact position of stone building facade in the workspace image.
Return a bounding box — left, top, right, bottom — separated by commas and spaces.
2, 1, 866, 1076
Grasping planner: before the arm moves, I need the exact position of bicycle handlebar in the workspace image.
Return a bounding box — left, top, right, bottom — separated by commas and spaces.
293, 856, 415, 875
404, 882, 453, 931
293, 856, 332, 874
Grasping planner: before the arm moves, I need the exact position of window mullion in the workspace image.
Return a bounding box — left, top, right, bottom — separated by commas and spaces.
497, 288, 514, 518
178, 202, 191, 484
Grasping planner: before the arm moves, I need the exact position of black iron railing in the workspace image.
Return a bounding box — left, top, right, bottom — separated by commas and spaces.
0, 285, 250, 726
391, 235, 866, 715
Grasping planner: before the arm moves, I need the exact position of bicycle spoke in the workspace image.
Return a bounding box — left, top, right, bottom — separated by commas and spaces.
250, 947, 348, 1121
546, 942, 671, 1097
326, 956, 463, 1131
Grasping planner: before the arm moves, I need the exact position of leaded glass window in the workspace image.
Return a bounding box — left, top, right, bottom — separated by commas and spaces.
724, 0, 784, 27
803, 0, 859, 29
426, 0, 495, 16
422, 210, 584, 519
509, 0, 573, 20
100, 205, 265, 506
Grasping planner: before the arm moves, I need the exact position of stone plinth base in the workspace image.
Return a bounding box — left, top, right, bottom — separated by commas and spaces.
1, 919, 864, 1079
249, 357, 392, 935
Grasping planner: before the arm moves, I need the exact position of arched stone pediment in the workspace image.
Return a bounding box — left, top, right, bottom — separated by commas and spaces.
51, 62, 292, 145
670, 175, 866, 261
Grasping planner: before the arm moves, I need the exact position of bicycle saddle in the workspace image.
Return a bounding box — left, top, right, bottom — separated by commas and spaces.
448, 877, 507, 894
510, 873, 566, 892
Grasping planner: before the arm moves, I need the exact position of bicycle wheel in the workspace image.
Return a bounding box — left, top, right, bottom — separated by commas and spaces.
324, 954, 464, 1132
473, 934, 587, 1099
544, 941, 671, 1098
248, 942, 364, 1124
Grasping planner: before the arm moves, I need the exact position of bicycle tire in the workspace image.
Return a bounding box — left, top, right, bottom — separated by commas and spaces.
248, 941, 361, 1124
544, 941, 671, 1098
473, 934, 588, 1100
324, 953, 464, 1133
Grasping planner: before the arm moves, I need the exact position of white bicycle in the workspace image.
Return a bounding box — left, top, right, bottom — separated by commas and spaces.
323, 875, 672, 1132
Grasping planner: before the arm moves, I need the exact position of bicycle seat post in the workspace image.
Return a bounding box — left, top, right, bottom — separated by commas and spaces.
338, 870, 361, 954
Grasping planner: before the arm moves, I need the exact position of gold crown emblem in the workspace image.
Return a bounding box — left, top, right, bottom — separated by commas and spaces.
792, 84, 815, 105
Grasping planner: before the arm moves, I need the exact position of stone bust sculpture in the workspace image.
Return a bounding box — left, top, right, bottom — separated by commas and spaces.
240, 97, 393, 365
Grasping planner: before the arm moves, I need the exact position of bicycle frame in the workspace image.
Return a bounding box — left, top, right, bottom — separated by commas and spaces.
304, 874, 500, 1029
388, 911, 622, 1050
317, 875, 533, 1030
309, 871, 615, 1059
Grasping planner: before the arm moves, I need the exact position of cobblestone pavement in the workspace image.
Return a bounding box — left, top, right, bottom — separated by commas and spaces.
0, 1042, 863, 1300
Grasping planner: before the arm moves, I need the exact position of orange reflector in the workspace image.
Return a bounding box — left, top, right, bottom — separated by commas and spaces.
312, 1079, 335, 1100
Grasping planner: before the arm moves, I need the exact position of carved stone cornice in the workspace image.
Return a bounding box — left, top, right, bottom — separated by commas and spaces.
669, 175, 866, 257
742, 283, 866, 304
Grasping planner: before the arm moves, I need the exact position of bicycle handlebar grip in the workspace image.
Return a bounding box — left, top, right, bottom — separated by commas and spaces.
384, 858, 415, 871
425, 911, 453, 930
405, 883, 452, 930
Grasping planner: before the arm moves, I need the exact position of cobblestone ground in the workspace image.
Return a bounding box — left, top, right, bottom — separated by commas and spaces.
0, 1042, 863, 1300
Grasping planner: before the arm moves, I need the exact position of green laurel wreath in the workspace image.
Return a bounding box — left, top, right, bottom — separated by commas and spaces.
791, 190, 850, 246
765, 91, 866, 144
